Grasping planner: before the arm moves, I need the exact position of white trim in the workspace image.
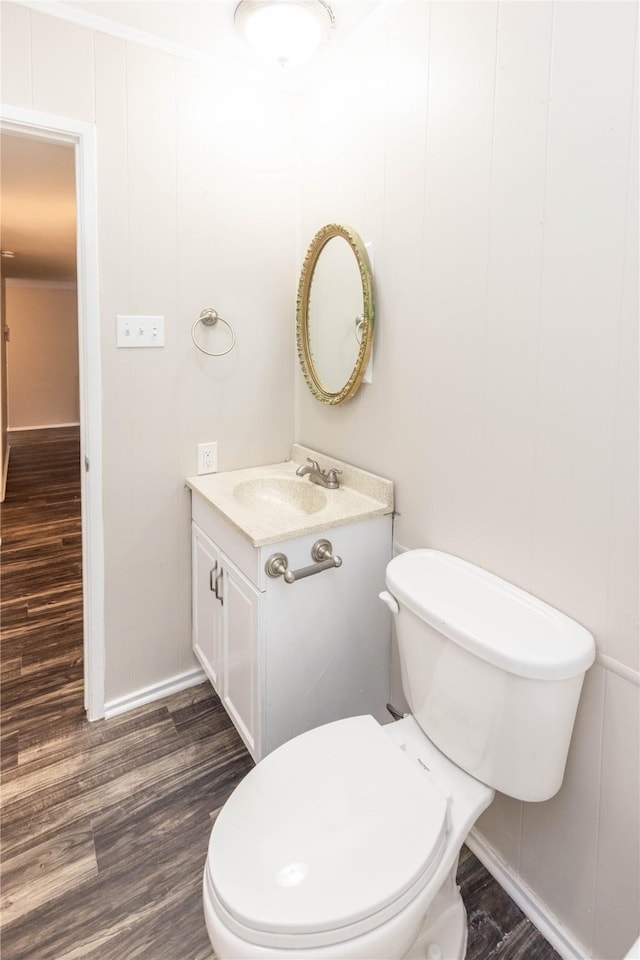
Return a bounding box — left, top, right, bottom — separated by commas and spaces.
5, 278, 77, 290
1, 103, 105, 721
393, 540, 639, 687
8, 422, 80, 432
1, 443, 9, 503
466, 829, 592, 960
8, 0, 349, 95
13, 0, 222, 66
392, 539, 409, 556
104, 668, 207, 720
596, 652, 639, 686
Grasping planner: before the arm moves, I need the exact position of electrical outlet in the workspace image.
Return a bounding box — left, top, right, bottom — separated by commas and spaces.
197, 442, 218, 475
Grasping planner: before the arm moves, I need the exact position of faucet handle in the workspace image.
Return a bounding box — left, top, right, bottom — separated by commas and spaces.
307, 458, 320, 470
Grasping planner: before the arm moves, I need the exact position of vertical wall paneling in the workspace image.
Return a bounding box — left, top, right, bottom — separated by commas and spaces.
1, 3, 297, 706
175, 58, 218, 678
94, 31, 139, 699
30, 12, 94, 121
407, 1, 498, 555
0, 2, 32, 108
593, 671, 640, 958
604, 26, 639, 673
476, 2, 553, 589
520, 663, 606, 952
125, 42, 181, 694
377, 0, 431, 479
1, 0, 638, 954
296, 2, 639, 956
530, 2, 637, 632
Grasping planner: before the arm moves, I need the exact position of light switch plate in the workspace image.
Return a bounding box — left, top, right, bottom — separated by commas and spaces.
117, 315, 165, 348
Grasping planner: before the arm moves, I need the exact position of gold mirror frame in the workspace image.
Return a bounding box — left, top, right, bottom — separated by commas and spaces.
296, 223, 374, 405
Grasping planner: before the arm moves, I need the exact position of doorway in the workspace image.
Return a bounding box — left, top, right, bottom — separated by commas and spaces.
1, 132, 84, 744
0, 106, 105, 721
1, 133, 79, 440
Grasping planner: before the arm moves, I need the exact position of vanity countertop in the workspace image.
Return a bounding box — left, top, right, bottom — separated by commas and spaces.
186, 444, 394, 547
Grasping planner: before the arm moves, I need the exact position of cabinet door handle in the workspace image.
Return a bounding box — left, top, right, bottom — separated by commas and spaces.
214, 570, 224, 606
209, 562, 218, 592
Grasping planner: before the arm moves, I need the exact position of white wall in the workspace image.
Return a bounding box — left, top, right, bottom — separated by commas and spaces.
1, 2, 298, 703
296, 3, 638, 958
5, 281, 79, 428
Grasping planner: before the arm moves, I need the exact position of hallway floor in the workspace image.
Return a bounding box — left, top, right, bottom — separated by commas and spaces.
0, 430, 561, 959
1, 427, 85, 771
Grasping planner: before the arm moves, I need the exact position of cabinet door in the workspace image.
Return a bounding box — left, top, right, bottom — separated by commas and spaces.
192, 522, 223, 693
221, 558, 261, 760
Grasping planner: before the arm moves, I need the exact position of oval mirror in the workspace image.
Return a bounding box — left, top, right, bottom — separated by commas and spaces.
296, 223, 374, 404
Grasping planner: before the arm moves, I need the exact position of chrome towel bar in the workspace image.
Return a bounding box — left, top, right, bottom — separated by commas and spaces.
265, 539, 342, 584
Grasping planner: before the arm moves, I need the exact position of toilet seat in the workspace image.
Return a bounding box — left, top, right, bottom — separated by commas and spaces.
207, 716, 450, 950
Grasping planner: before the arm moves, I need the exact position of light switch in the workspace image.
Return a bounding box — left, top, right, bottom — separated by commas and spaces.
117, 315, 165, 348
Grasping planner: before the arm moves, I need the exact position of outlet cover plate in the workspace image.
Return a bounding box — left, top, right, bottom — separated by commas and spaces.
197, 442, 217, 475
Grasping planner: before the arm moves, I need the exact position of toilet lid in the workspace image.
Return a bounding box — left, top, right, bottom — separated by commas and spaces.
209, 716, 449, 945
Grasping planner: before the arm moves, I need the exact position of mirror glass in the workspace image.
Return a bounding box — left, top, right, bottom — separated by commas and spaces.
296, 224, 374, 404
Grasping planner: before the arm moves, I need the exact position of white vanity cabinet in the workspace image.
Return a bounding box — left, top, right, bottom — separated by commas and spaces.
192, 519, 261, 757
190, 489, 392, 763
192, 522, 223, 693
218, 556, 261, 757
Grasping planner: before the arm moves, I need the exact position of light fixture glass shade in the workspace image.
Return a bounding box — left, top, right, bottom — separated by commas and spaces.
235, 0, 334, 67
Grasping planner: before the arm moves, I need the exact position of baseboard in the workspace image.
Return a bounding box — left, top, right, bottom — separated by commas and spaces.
7, 422, 80, 432
466, 828, 592, 960
1, 442, 9, 503
103, 666, 207, 719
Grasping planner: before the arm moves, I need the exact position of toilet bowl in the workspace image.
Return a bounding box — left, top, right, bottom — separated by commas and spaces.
203, 714, 493, 960
203, 550, 595, 960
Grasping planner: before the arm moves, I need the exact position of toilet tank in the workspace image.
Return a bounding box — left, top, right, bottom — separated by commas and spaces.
385, 550, 595, 802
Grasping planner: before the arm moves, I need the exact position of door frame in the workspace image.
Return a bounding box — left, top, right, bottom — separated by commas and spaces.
1, 104, 105, 720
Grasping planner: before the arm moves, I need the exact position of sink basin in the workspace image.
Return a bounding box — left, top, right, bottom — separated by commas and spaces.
233, 477, 327, 515
186, 445, 393, 546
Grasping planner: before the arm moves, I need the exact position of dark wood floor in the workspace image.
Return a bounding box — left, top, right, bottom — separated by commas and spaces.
0, 430, 561, 959
1, 427, 85, 771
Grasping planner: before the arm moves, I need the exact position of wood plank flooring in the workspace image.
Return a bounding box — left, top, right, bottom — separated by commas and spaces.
1, 431, 561, 959
1, 428, 85, 771
1, 684, 254, 959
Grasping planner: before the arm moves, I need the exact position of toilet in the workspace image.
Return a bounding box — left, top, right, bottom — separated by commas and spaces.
203, 549, 595, 960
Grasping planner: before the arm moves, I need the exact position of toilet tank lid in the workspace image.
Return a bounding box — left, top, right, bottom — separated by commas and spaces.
386, 550, 595, 681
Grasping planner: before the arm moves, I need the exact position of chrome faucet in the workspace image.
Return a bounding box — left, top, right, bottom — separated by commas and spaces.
295, 457, 342, 489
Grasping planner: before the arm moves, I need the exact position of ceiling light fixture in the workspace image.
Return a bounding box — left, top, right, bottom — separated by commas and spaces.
235, 0, 335, 68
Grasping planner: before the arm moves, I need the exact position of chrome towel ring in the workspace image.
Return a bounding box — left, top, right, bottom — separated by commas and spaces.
191, 308, 236, 357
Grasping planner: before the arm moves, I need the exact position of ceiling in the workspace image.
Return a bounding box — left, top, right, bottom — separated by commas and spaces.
54, 0, 383, 62
0, 0, 384, 284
